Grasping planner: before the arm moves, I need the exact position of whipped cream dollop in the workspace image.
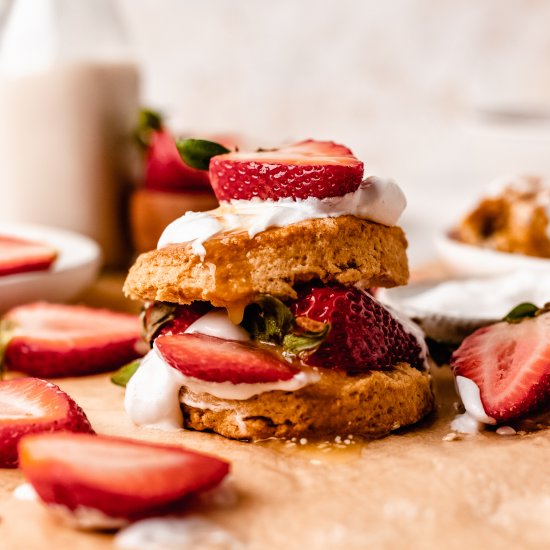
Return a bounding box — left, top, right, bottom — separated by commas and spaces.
158, 176, 406, 258
115, 516, 244, 550
451, 376, 496, 434
125, 309, 319, 431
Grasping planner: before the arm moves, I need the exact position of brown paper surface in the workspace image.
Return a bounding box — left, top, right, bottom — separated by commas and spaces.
1, 272, 549, 549
1, 367, 548, 550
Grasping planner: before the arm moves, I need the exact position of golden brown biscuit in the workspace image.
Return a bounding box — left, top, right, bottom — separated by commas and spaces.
179, 363, 434, 440
124, 216, 409, 309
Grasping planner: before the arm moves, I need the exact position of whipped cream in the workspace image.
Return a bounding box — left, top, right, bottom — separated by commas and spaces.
455, 375, 496, 426
400, 270, 550, 320
13, 483, 38, 501
184, 309, 251, 342
115, 516, 244, 550
125, 309, 319, 431
158, 176, 406, 258
49, 504, 128, 530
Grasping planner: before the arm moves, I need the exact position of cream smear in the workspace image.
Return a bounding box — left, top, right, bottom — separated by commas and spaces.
115, 516, 244, 550
451, 375, 496, 434
125, 310, 319, 431
158, 176, 406, 258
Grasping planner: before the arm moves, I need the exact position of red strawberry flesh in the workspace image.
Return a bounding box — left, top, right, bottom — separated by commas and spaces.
0, 235, 57, 277
145, 129, 212, 192
210, 139, 364, 202
0, 378, 93, 468
290, 284, 424, 373
155, 333, 300, 384
451, 314, 550, 422
3, 302, 143, 378
18, 432, 229, 520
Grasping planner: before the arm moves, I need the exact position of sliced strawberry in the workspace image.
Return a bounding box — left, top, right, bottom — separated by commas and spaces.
0, 378, 93, 468
451, 313, 550, 422
155, 333, 300, 384
289, 283, 424, 373
0, 235, 57, 277
18, 433, 229, 520
3, 303, 143, 378
210, 139, 364, 201
145, 129, 212, 192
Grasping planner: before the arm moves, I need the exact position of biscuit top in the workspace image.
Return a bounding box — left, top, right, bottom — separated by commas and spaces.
158, 176, 406, 259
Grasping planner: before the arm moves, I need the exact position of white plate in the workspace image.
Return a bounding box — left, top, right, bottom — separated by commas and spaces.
378, 281, 497, 344
0, 223, 101, 313
434, 232, 550, 276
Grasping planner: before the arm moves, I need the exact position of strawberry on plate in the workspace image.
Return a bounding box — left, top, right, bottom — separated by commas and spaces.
18, 432, 229, 522
0, 235, 57, 277
155, 333, 301, 384
0, 378, 93, 468
289, 284, 424, 373
209, 139, 364, 202
2, 302, 144, 378
451, 306, 550, 423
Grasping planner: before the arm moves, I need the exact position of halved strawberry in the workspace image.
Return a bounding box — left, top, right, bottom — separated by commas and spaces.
0, 378, 93, 468
209, 140, 364, 201
451, 312, 550, 422
0, 235, 57, 277
145, 129, 212, 192
289, 284, 424, 373
18, 432, 229, 520
155, 333, 300, 384
2, 303, 144, 378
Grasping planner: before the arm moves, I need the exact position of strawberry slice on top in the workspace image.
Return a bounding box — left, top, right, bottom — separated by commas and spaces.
2, 302, 144, 378
0, 235, 57, 277
18, 432, 229, 521
0, 378, 93, 468
209, 139, 364, 202
451, 309, 550, 423
155, 333, 301, 384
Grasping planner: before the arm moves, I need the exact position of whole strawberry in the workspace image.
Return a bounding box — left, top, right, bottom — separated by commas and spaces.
289, 284, 424, 373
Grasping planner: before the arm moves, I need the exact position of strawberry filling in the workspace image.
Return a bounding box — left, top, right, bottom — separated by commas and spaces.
139, 284, 426, 384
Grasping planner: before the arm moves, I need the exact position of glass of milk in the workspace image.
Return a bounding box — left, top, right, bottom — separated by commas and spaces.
0, 0, 140, 267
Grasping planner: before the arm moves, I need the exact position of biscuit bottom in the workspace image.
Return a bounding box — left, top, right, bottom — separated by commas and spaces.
179, 364, 434, 440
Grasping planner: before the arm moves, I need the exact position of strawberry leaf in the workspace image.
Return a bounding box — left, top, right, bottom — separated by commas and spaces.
135, 108, 163, 148
503, 302, 539, 324
176, 138, 230, 171
283, 323, 330, 356
241, 295, 294, 346
111, 359, 141, 387
141, 302, 178, 346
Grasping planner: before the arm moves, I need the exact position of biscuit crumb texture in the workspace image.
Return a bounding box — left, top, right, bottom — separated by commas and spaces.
179, 364, 434, 440
124, 216, 409, 307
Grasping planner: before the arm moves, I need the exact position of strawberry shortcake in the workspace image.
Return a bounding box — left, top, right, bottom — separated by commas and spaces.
122, 139, 434, 440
